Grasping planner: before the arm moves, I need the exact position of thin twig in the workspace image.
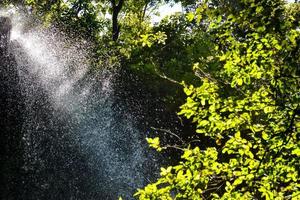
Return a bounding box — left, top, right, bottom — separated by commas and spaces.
163, 145, 185, 151
150, 126, 185, 144
150, 59, 182, 85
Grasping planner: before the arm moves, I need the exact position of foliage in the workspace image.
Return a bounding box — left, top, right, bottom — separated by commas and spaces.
142, 13, 213, 84
116, 10, 167, 58
123, 13, 216, 112
135, 0, 300, 199
24, 0, 108, 41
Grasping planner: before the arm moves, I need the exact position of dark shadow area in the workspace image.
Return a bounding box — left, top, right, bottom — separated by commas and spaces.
0, 16, 25, 200
0, 17, 110, 200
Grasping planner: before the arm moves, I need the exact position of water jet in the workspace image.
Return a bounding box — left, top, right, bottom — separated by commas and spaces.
0, 13, 161, 199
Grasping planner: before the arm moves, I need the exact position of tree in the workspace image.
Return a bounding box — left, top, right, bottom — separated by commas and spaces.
111, 0, 124, 41
135, 0, 300, 199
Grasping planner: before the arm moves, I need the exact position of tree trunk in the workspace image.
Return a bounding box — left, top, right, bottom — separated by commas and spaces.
111, 0, 124, 41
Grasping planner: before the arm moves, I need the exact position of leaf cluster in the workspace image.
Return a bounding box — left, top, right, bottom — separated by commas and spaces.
136, 0, 300, 199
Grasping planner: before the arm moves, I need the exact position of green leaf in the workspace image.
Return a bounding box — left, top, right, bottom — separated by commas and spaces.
187, 12, 194, 22
262, 131, 269, 140
257, 26, 266, 32
264, 106, 275, 113
201, 99, 206, 106
256, 6, 264, 13
237, 78, 243, 86
233, 177, 244, 186
291, 148, 300, 156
